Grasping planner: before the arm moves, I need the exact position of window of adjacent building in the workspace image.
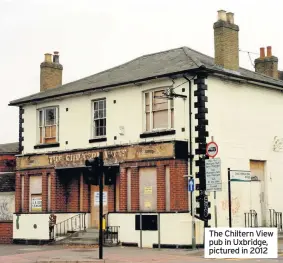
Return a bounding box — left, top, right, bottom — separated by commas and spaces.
38, 107, 59, 144
30, 175, 42, 212
139, 167, 157, 211
144, 89, 174, 132
93, 99, 106, 138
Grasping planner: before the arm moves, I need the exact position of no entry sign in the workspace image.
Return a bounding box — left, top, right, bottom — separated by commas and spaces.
206, 142, 218, 158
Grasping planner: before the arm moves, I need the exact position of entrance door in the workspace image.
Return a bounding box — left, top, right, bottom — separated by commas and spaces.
250, 160, 266, 226
90, 185, 108, 228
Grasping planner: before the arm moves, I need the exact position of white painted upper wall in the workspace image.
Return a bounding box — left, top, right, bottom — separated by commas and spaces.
21, 70, 283, 227
22, 77, 190, 154
203, 76, 283, 227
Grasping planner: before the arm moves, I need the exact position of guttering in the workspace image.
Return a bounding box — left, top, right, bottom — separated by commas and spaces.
206, 68, 283, 91
9, 69, 198, 107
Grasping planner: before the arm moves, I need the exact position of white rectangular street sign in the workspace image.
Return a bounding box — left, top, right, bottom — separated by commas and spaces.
205, 158, 222, 192
230, 170, 251, 182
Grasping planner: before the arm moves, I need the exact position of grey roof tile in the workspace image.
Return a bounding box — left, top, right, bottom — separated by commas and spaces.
0, 143, 19, 154
9, 46, 283, 106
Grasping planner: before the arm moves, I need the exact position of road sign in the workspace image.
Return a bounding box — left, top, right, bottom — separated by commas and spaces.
230, 170, 251, 182
205, 158, 222, 192
206, 142, 218, 158
188, 178, 194, 192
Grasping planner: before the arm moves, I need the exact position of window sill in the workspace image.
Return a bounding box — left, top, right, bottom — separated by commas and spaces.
140, 130, 176, 138
89, 137, 107, 143
34, 143, 60, 149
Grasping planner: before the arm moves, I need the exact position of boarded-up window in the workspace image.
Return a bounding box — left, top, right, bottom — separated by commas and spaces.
250, 160, 265, 181
165, 166, 170, 211
127, 168, 131, 211
30, 176, 42, 212
38, 107, 59, 144
144, 89, 174, 131
139, 167, 157, 211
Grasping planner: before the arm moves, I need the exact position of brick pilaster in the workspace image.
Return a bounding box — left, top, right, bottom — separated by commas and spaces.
50, 171, 57, 212
42, 171, 48, 212
23, 174, 29, 213
131, 167, 139, 211
157, 163, 166, 211
15, 172, 21, 213
119, 167, 127, 211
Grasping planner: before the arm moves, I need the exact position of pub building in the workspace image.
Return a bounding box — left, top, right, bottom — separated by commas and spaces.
14, 140, 189, 244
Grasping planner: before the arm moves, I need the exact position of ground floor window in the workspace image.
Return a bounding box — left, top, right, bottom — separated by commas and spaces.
139, 167, 157, 211
30, 175, 42, 212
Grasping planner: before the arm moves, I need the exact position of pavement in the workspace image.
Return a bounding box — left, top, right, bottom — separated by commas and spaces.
0, 245, 282, 263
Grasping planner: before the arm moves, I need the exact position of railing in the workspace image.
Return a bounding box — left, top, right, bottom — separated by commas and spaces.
269, 209, 283, 231
54, 213, 86, 239
244, 209, 258, 227
103, 226, 120, 245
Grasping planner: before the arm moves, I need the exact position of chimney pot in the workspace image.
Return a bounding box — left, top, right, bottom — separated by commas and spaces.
217, 10, 227, 22
267, 46, 272, 57
214, 10, 239, 71
53, 51, 60, 63
226, 12, 234, 24
44, 53, 52, 63
260, 47, 265, 59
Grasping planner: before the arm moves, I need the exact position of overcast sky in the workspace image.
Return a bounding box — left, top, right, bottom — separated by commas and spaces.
1, 0, 283, 143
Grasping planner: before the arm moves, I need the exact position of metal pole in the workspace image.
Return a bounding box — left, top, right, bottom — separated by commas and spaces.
158, 213, 161, 250
228, 168, 232, 228
191, 185, 196, 250
214, 191, 217, 227
99, 151, 104, 259
140, 213, 143, 248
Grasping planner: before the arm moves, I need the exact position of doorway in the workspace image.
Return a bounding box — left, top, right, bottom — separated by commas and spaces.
249, 160, 266, 226
90, 185, 108, 228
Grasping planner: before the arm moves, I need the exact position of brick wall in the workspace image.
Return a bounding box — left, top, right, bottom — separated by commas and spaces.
16, 168, 90, 213
0, 155, 16, 173
0, 222, 13, 244
120, 159, 188, 212
15, 159, 188, 215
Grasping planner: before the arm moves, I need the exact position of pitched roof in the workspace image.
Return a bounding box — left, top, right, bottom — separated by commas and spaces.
9, 47, 283, 106
0, 142, 19, 154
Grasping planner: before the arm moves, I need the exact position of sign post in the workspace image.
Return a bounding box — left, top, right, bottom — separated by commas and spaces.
205, 158, 222, 192
188, 177, 196, 250
206, 141, 220, 228
206, 142, 218, 158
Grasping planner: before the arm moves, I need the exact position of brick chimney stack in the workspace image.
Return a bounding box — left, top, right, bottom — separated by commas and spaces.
254, 46, 278, 79
214, 10, 239, 71
40, 51, 63, 92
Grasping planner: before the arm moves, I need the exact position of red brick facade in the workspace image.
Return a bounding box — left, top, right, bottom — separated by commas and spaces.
0, 155, 16, 173
15, 141, 189, 218
120, 159, 188, 212
15, 159, 188, 214
0, 222, 13, 244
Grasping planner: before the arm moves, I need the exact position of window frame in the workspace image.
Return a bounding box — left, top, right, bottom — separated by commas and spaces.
37, 106, 59, 145
143, 88, 174, 132
92, 98, 107, 139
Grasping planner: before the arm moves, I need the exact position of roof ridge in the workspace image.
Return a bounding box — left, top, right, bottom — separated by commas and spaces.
35, 47, 186, 96
182, 47, 203, 67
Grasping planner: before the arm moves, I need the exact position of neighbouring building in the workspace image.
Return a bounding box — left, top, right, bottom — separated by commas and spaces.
8, 10, 283, 247
0, 142, 18, 244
